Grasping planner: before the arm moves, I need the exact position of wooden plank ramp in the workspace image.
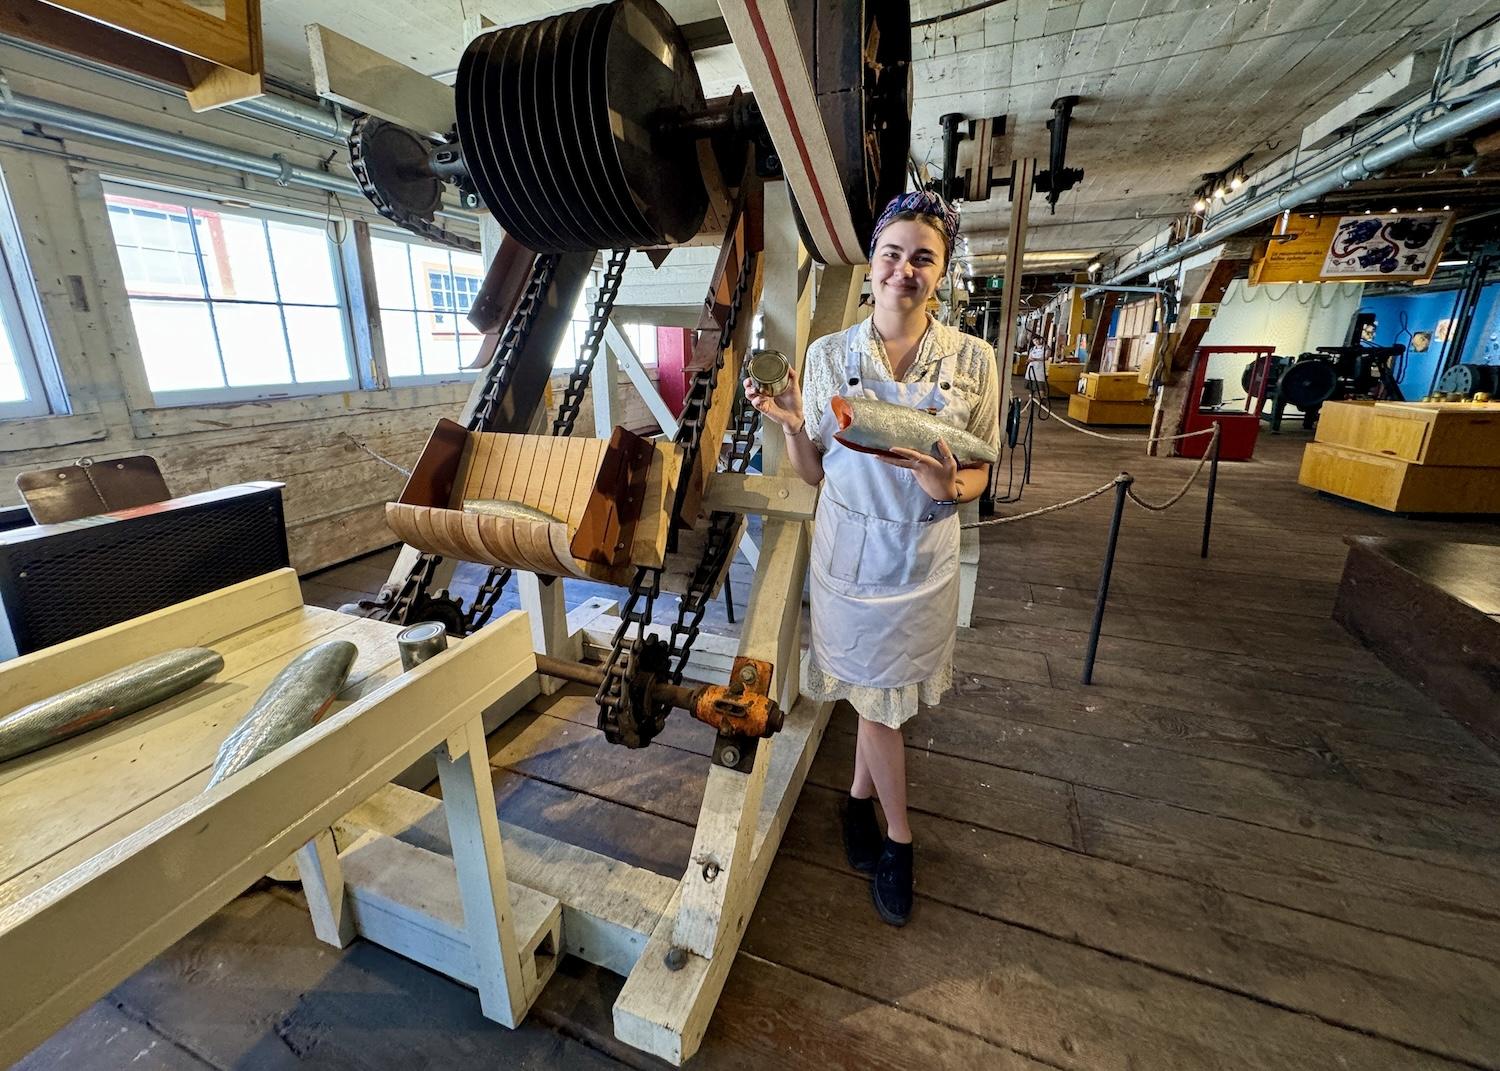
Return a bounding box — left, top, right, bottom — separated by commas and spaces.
17, 423, 1500, 1070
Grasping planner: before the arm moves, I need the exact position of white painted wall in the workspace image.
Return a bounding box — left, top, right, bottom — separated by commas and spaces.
1200, 280, 1364, 404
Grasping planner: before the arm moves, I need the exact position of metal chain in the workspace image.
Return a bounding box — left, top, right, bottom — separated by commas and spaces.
384, 251, 560, 626
552, 249, 629, 437
596, 242, 756, 728
347, 115, 480, 253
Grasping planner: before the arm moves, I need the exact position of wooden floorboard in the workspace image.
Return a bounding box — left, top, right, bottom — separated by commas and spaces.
27, 408, 1500, 1068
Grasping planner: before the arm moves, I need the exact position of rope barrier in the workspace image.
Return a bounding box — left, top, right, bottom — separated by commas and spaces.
1029, 396, 1218, 443
961, 422, 1222, 528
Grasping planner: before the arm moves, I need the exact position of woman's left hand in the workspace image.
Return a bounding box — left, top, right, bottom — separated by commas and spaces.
883, 440, 960, 501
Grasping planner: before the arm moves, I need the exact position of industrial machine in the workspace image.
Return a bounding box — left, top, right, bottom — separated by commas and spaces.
1242, 311, 1408, 431
340, 0, 911, 758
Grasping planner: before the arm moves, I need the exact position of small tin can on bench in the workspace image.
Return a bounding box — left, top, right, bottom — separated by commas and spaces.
747, 349, 791, 397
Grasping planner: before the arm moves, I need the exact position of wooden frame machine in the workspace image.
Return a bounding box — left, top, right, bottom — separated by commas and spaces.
307, 0, 910, 1061
0, 1, 909, 1065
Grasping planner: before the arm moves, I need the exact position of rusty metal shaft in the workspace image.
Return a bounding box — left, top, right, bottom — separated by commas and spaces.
533, 654, 700, 711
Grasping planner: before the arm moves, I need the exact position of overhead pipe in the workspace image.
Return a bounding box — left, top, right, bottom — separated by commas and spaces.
1099, 88, 1500, 287
0, 35, 348, 142
0, 88, 363, 197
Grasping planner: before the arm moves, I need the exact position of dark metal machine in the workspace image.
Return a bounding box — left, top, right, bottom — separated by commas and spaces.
343, 0, 911, 753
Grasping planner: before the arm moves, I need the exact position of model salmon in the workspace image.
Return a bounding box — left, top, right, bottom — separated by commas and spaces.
831, 395, 998, 465
205, 640, 357, 789
0, 648, 223, 763
462, 499, 564, 524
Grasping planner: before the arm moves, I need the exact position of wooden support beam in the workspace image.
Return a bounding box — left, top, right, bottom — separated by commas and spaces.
1086, 289, 1120, 373
295, 829, 356, 947
307, 23, 455, 139
1148, 254, 1247, 456
988, 156, 1035, 499
604, 319, 679, 438
518, 573, 577, 697
433, 716, 531, 1026
591, 330, 622, 439
759, 182, 813, 476
703, 473, 817, 522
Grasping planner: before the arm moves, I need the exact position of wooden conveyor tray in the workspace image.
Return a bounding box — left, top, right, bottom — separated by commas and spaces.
387, 419, 682, 585
0, 568, 539, 1063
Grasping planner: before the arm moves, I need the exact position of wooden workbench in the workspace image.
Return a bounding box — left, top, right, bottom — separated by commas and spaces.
0, 568, 542, 1063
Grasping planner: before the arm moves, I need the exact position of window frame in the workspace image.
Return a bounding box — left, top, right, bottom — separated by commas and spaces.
0, 164, 65, 420
102, 179, 361, 408
366, 225, 488, 387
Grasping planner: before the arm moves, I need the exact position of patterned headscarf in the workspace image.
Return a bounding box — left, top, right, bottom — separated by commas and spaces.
868, 190, 961, 264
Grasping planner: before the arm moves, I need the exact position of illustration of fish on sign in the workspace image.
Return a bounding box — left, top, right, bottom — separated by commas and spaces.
204, 640, 357, 790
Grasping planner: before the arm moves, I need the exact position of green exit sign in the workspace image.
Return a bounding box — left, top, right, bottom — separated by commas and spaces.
986, 276, 1002, 290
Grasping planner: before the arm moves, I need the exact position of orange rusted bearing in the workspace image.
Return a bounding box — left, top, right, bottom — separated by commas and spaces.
688, 656, 783, 738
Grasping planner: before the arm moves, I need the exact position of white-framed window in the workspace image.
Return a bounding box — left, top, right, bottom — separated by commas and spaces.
103, 182, 357, 406
369, 232, 486, 382
0, 165, 62, 419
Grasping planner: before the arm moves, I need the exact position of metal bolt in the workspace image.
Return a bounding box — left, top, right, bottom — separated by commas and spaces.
664, 946, 687, 971
702, 860, 720, 883
720, 746, 740, 767
738, 664, 757, 683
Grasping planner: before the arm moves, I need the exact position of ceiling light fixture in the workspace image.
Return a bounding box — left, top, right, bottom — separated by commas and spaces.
1087, 260, 1101, 272
1229, 174, 1243, 191
1443, 204, 1452, 210
1214, 186, 1226, 200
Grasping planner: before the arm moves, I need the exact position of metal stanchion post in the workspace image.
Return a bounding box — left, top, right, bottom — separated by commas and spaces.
1082, 475, 1131, 686
1200, 423, 1221, 560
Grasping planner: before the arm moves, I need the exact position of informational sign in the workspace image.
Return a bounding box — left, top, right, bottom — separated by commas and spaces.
1249, 211, 1454, 285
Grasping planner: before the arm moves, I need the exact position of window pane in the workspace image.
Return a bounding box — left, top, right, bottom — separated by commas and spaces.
0, 319, 26, 402
195, 211, 277, 301
416, 310, 458, 375
370, 238, 417, 310
106, 199, 202, 298
283, 305, 351, 383
213, 302, 292, 386
267, 220, 338, 305
130, 299, 223, 392
382, 309, 422, 377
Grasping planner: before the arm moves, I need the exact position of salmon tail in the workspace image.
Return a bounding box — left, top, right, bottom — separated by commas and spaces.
830, 395, 853, 430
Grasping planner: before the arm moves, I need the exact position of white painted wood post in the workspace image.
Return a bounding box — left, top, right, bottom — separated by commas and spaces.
758, 183, 813, 477
518, 571, 578, 695
295, 828, 356, 947
434, 717, 528, 1027
592, 329, 621, 439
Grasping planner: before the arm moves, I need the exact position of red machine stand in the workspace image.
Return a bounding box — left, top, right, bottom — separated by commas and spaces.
1174, 344, 1275, 460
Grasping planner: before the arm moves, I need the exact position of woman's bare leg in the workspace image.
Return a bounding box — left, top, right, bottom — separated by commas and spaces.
857, 718, 911, 842
850, 722, 876, 798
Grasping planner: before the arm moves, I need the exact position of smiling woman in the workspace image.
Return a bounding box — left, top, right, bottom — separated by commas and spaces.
744, 190, 999, 928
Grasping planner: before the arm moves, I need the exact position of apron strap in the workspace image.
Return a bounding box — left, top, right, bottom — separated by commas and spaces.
842, 324, 864, 385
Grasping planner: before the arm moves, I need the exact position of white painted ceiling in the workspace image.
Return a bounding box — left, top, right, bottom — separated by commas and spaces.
259, 0, 1500, 268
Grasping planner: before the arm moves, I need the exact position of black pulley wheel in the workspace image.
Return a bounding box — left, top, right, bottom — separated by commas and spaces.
454, 0, 708, 251
1279, 358, 1339, 410
1436, 363, 1500, 396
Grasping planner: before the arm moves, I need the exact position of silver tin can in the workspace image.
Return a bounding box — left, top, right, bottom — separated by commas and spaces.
397, 620, 449, 671
747, 349, 791, 396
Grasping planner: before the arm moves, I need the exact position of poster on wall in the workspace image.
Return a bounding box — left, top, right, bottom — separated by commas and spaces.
1321, 212, 1454, 281
1249, 211, 1455, 285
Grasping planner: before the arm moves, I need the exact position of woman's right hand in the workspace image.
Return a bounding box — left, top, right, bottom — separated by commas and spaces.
743, 365, 806, 435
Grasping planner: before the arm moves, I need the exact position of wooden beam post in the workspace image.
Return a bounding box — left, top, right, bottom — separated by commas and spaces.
987, 157, 1035, 501
294, 828, 356, 947
1147, 252, 1247, 456
1085, 289, 1120, 373
759, 183, 813, 476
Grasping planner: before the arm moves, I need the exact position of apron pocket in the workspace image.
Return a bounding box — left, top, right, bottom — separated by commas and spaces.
828, 516, 866, 582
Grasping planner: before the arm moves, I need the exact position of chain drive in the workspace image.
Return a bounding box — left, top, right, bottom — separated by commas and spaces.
347, 114, 480, 253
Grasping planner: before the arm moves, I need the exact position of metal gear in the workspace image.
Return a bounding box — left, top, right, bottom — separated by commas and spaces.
348, 115, 481, 252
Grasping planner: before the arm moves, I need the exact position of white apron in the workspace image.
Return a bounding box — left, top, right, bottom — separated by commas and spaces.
808, 325, 970, 689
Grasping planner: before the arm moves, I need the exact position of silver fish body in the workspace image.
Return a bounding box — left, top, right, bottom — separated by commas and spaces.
831, 395, 998, 465
205, 640, 357, 789
461, 499, 564, 524
0, 648, 223, 763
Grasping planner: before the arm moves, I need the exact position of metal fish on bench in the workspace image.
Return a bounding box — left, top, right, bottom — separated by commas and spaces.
205, 640, 358, 790
462, 498, 564, 524
0, 647, 224, 764
830, 395, 998, 465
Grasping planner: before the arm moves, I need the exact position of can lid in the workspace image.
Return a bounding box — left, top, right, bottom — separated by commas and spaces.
748, 349, 789, 378
398, 621, 448, 644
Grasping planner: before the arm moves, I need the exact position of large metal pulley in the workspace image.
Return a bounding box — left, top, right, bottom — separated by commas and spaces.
455, 0, 712, 252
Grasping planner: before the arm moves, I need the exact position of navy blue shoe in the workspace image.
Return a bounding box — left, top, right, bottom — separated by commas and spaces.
840, 795, 881, 874
871, 838, 913, 926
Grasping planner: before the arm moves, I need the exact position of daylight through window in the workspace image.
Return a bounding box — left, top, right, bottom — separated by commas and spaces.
370, 234, 485, 380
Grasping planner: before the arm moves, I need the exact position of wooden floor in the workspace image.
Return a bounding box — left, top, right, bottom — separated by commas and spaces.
20, 414, 1500, 1071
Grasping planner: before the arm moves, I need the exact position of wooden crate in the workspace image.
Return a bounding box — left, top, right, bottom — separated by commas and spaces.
1045, 361, 1086, 397
1083, 372, 1149, 402
1067, 395, 1154, 426
1299, 441, 1500, 513
1315, 400, 1500, 467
